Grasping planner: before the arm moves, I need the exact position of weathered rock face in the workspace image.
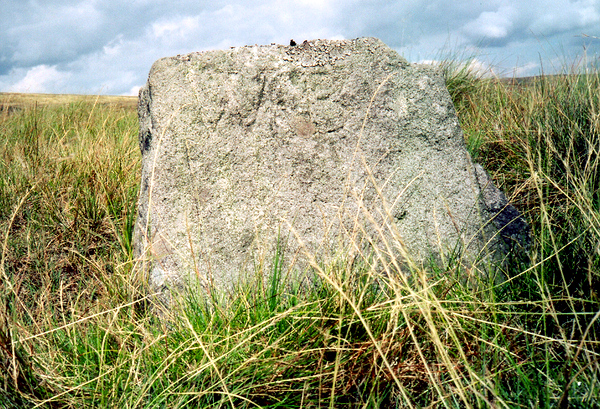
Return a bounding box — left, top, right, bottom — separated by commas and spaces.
134, 37, 528, 297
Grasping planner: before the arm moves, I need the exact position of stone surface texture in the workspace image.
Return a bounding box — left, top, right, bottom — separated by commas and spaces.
134, 37, 528, 295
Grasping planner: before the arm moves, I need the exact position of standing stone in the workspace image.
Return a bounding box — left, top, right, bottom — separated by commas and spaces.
134, 37, 528, 298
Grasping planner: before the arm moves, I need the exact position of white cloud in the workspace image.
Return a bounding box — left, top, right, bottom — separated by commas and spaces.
7, 65, 70, 93
510, 61, 540, 77
1, 0, 598, 94
151, 16, 201, 41
463, 6, 517, 40
125, 85, 142, 96
295, 0, 339, 14
579, 4, 600, 26
419, 58, 497, 78
466, 59, 497, 77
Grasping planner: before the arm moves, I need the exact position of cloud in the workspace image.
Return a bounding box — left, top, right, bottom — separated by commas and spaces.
5, 65, 71, 93
4, 1, 106, 67
151, 16, 201, 41
126, 85, 142, 97
462, 6, 518, 42
529, 0, 600, 36
510, 61, 540, 77
419, 58, 497, 78
1, 0, 598, 94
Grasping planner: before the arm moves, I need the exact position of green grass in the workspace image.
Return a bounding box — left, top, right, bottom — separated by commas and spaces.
1, 63, 599, 408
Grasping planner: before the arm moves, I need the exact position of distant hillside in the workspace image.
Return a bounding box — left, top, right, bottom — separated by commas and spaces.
0, 75, 579, 115
0, 92, 137, 114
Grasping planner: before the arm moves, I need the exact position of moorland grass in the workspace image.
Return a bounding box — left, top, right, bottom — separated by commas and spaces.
0, 65, 599, 408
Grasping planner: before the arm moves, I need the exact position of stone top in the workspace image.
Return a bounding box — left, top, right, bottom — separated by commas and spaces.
159, 37, 407, 73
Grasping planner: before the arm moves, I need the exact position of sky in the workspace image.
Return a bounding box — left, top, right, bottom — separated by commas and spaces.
1, 0, 599, 96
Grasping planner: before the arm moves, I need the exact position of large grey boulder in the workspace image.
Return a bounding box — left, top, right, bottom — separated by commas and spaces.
133, 37, 528, 297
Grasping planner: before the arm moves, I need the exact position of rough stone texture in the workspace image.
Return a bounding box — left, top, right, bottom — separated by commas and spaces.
133, 37, 528, 296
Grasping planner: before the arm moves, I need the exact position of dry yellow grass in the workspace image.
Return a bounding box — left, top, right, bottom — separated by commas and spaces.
0, 92, 137, 112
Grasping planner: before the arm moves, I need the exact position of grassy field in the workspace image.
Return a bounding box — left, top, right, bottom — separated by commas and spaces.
0, 66, 599, 408
0, 92, 138, 111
